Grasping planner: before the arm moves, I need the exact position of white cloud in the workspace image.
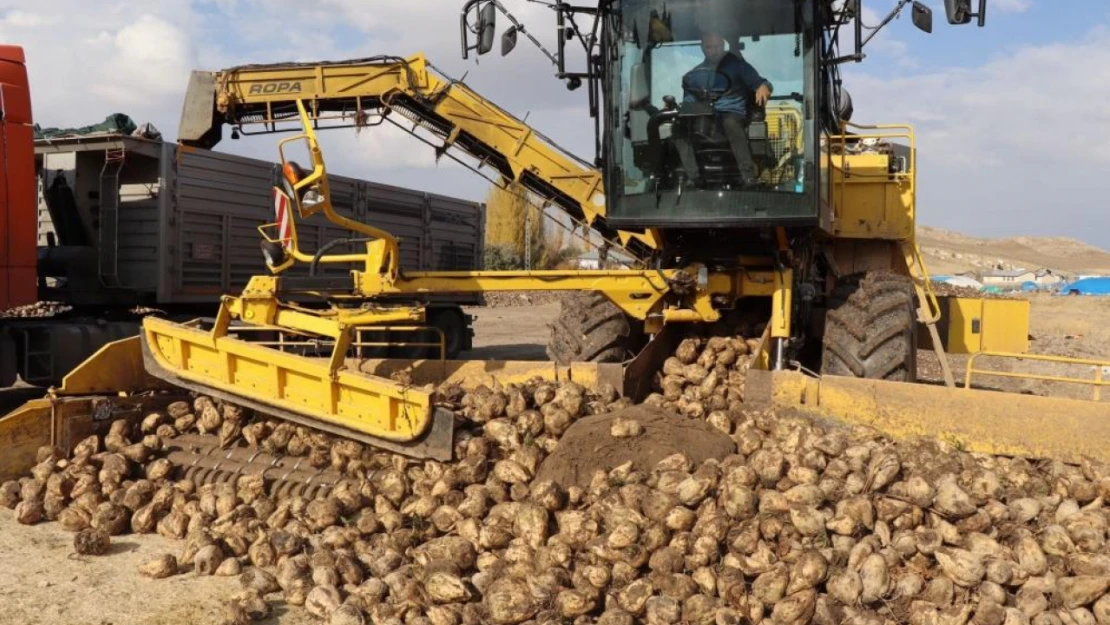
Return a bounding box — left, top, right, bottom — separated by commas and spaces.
846, 25, 1110, 242
992, 0, 1032, 14
849, 27, 1110, 166
0, 2, 204, 132
2, 10, 60, 28
88, 15, 197, 106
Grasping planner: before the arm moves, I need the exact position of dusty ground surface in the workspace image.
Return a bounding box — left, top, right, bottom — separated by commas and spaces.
459, 302, 559, 360
0, 509, 313, 625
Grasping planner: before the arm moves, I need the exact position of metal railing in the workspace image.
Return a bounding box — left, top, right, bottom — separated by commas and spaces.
354, 326, 447, 362
829, 121, 916, 219
227, 324, 447, 361
827, 122, 944, 327
964, 351, 1110, 401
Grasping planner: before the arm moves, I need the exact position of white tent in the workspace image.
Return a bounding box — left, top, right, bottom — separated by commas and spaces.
934, 276, 983, 289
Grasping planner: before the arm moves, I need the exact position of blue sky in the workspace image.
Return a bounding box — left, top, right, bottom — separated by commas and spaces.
3, 0, 1109, 247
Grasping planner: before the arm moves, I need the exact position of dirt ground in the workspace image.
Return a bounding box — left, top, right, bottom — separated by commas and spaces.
534, 405, 736, 489
917, 225, 1110, 276
458, 303, 559, 360
0, 509, 314, 625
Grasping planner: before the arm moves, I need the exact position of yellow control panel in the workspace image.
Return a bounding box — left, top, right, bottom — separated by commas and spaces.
920, 296, 1030, 354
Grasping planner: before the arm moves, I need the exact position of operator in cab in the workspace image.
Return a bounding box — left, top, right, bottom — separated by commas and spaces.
673, 31, 772, 187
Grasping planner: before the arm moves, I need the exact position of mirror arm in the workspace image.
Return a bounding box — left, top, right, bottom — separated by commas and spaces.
511, 21, 560, 67
556, 5, 568, 76
829, 52, 865, 66
975, 0, 988, 27
460, 0, 485, 59
461, 0, 560, 65
859, 0, 913, 50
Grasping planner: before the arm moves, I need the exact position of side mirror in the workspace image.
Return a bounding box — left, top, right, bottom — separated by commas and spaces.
945, 0, 987, 26
944, 0, 972, 24
911, 2, 933, 33
629, 63, 649, 110
477, 2, 497, 55
501, 25, 519, 56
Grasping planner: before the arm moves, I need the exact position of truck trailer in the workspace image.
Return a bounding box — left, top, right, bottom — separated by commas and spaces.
2, 104, 484, 387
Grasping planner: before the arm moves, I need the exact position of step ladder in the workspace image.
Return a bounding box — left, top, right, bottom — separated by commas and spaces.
98, 148, 126, 289
17, 326, 55, 386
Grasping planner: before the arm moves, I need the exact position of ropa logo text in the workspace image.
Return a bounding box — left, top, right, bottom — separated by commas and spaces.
248, 82, 304, 95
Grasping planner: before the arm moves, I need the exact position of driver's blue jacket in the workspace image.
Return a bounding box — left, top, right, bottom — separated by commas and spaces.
682, 52, 771, 118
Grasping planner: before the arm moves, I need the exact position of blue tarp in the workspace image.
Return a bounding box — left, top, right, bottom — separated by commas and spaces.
1057, 277, 1110, 295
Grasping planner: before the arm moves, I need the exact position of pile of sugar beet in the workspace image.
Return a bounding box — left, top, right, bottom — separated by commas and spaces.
4, 335, 1110, 625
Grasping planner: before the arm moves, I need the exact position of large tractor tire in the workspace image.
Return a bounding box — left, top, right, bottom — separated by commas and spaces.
546, 292, 642, 365
821, 271, 918, 382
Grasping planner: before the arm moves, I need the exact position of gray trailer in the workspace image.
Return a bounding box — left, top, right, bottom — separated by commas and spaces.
1, 134, 484, 385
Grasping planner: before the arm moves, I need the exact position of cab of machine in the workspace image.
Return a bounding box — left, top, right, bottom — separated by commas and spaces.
606, 0, 820, 229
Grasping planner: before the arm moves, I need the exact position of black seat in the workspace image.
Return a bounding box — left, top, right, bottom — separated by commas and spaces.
674, 102, 775, 185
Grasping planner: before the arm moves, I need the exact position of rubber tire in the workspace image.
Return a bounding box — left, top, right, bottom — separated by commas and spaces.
546, 292, 641, 365
0, 331, 16, 388
427, 307, 467, 360
821, 271, 918, 382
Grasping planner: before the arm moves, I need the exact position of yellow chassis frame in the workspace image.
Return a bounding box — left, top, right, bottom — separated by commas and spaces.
146, 58, 976, 458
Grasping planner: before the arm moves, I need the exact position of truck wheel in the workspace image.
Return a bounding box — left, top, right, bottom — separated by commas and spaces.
822, 271, 917, 382
546, 292, 642, 365
0, 330, 15, 387
427, 307, 467, 359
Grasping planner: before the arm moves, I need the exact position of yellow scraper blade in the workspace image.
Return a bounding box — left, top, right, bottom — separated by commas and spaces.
140, 316, 454, 460
747, 369, 1110, 464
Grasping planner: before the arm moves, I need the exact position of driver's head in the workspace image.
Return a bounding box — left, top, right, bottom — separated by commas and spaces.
700, 32, 727, 64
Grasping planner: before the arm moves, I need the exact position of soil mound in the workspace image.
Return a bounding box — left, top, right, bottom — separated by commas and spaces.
534, 405, 735, 489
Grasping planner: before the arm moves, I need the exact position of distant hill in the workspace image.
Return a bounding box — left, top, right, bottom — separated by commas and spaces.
917, 226, 1110, 278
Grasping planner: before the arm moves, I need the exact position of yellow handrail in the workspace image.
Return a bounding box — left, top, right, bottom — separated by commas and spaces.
903, 241, 943, 324
225, 325, 448, 362
828, 121, 943, 324
830, 122, 916, 224
271, 100, 402, 280
965, 351, 1110, 401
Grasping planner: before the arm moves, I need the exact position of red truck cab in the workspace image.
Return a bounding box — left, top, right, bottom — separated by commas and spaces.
0, 45, 34, 311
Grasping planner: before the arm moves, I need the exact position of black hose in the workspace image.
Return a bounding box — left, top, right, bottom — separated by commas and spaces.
309, 238, 373, 276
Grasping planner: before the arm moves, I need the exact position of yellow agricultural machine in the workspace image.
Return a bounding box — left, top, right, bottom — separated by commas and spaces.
5, 0, 1110, 477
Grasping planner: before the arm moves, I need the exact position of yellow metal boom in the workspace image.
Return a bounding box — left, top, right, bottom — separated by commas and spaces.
179, 53, 660, 257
